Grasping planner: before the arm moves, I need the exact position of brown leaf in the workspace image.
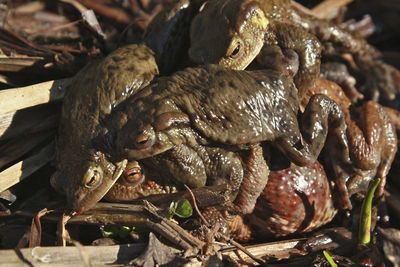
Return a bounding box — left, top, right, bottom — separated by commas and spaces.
28, 208, 51, 247
378, 227, 400, 267
130, 232, 181, 266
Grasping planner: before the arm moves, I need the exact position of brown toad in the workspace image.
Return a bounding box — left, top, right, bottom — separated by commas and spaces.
189, 0, 400, 100
113, 64, 350, 213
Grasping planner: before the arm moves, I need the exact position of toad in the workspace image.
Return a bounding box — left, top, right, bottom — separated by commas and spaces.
104, 161, 177, 201
302, 79, 398, 209
113, 64, 350, 214
51, 44, 159, 213
51, 0, 199, 213
189, 0, 400, 100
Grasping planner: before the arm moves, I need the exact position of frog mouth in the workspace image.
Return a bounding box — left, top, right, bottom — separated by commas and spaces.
70, 159, 128, 215
112, 159, 128, 181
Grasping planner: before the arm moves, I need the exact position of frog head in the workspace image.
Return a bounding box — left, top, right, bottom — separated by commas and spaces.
189, 0, 269, 69
51, 149, 127, 214
116, 109, 192, 160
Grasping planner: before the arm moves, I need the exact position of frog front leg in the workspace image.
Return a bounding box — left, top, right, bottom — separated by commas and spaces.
262, 22, 322, 98
277, 94, 352, 208
142, 144, 208, 188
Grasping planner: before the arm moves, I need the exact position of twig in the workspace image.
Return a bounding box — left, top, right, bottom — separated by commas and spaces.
311, 0, 354, 19
57, 213, 72, 247
70, 240, 93, 267
183, 184, 210, 227
75, 0, 131, 24
145, 220, 193, 251
0, 142, 54, 192
217, 233, 265, 265
143, 201, 205, 249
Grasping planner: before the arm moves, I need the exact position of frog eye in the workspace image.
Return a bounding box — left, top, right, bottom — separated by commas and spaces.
123, 162, 145, 185
227, 41, 242, 59
84, 167, 103, 188
134, 127, 155, 149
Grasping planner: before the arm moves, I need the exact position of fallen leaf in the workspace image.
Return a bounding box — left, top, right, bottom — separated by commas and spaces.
130, 232, 181, 267
28, 208, 52, 247
378, 227, 400, 267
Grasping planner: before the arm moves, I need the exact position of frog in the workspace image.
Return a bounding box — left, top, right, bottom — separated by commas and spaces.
320, 61, 363, 103
188, 0, 400, 100
302, 79, 398, 209
113, 64, 350, 214
50, 44, 159, 214
104, 161, 177, 201
50, 0, 205, 213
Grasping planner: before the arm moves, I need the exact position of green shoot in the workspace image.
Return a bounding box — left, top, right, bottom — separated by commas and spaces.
358, 177, 381, 245
323, 250, 337, 267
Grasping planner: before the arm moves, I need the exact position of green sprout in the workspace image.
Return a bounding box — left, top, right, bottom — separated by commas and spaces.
358, 178, 381, 245
167, 199, 193, 219
323, 250, 337, 267
101, 225, 134, 238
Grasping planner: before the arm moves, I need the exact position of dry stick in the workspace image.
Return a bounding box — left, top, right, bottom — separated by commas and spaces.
144, 201, 205, 249
0, 142, 54, 192
75, 0, 131, 24
183, 184, 210, 227
30, 20, 82, 38
0, 131, 53, 169
57, 213, 72, 247
0, 108, 59, 141
183, 186, 263, 264
0, 56, 45, 72
218, 233, 265, 265
145, 220, 193, 251
0, 79, 69, 115
311, 0, 354, 19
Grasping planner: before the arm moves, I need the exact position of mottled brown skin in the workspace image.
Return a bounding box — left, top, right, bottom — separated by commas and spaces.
189, 0, 321, 98
189, 0, 400, 100
51, 44, 159, 213
114, 65, 350, 213
303, 79, 398, 209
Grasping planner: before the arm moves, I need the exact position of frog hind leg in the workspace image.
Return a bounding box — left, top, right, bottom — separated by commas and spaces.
202, 147, 244, 204
144, 144, 208, 188
233, 144, 270, 215
320, 62, 363, 103
277, 94, 350, 167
